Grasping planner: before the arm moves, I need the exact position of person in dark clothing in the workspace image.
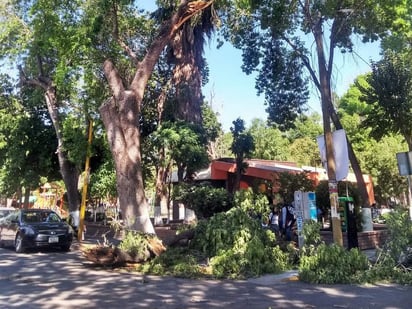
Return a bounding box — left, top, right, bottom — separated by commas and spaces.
281, 203, 296, 241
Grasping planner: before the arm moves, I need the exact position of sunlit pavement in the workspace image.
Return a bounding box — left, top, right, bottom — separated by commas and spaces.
1, 243, 412, 309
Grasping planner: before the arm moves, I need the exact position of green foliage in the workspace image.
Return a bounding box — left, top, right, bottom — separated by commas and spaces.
152, 121, 209, 181
90, 159, 117, 200
191, 205, 289, 279
379, 208, 412, 261
62, 115, 88, 167
363, 208, 412, 284
212, 131, 234, 159
230, 118, 255, 161
248, 119, 290, 161
288, 137, 320, 167
0, 77, 59, 195
233, 188, 270, 219
288, 113, 323, 140
278, 172, 315, 204
118, 230, 151, 259
140, 247, 205, 279
256, 40, 309, 130
302, 221, 323, 247
359, 51, 412, 148
201, 102, 222, 144
174, 184, 233, 219
338, 78, 408, 204
363, 136, 407, 204
299, 243, 370, 284
230, 118, 255, 190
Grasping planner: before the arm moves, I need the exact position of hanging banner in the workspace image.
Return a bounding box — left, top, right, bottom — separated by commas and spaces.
396, 151, 412, 176
316, 129, 349, 181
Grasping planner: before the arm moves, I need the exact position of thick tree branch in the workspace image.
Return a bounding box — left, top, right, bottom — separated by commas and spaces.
112, 1, 138, 63
282, 35, 321, 90
130, 0, 214, 93
103, 59, 125, 101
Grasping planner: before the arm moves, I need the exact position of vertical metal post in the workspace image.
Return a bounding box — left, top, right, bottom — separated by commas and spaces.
78, 119, 93, 241
408, 175, 412, 220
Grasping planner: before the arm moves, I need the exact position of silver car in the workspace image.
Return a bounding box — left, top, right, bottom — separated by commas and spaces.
0, 207, 16, 218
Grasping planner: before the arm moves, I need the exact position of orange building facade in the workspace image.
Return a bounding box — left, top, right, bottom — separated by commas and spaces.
202, 158, 375, 205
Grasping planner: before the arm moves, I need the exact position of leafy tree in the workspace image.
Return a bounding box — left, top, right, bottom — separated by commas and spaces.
230, 118, 255, 191
212, 131, 234, 159
174, 184, 232, 219
221, 0, 407, 213
201, 102, 223, 159
339, 77, 408, 205
0, 0, 90, 214
359, 51, 412, 150
248, 119, 289, 161
89, 1, 215, 232
255, 41, 310, 130
153, 120, 209, 183
0, 74, 59, 205
278, 172, 315, 204
363, 136, 407, 206
286, 114, 323, 166
288, 137, 321, 167
287, 113, 323, 141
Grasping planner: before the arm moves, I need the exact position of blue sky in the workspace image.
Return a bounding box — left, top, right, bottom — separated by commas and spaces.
140, 2, 382, 132
203, 37, 381, 131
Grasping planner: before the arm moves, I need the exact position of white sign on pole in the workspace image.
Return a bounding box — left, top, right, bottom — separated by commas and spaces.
316, 129, 349, 181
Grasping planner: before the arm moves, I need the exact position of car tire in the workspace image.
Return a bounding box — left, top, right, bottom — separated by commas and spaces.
61, 243, 71, 252
15, 234, 25, 253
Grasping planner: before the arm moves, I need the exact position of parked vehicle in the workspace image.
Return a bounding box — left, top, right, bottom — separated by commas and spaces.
0, 208, 74, 253
0, 207, 16, 218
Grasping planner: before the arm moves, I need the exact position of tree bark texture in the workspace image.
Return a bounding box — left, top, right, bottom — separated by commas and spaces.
44, 87, 80, 213
100, 1, 213, 234
170, 23, 203, 124
100, 93, 154, 233
22, 72, 81, 213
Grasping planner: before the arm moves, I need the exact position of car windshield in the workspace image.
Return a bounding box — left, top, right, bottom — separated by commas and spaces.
22, 211, 62, 223
0, 208, 14, 218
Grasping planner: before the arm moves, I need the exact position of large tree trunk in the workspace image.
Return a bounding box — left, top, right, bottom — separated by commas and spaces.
44, 87, 80, 214
100, 94, 155, 233
100, 0, 214, 234
313, 15, 373, 231
171, 23, 203, 124
22, 73, 81, 215
313, 20, 343, 245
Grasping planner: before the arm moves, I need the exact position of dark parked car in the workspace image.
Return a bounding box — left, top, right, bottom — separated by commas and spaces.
0, 208, 74, 253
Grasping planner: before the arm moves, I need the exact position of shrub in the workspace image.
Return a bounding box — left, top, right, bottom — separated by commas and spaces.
299, 243, 370, 284
139, 247, 206, 278
173, 184, 233, 219
191, 206, 290, 279
119, 230, 151, 259
365, 207, 412, 283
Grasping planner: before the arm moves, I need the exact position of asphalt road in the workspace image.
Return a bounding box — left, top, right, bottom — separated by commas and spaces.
1, 240, 412, 308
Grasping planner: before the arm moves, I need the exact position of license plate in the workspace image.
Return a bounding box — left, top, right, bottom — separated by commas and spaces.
48, 236, 59, 243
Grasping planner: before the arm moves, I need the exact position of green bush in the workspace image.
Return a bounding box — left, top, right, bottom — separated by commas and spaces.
365, 207, 412, 283
299, 243, 370, 284
139, 247, 205, 278
191, 205, 290, 279
119, 230, 151, 259
173, 184, 233, 219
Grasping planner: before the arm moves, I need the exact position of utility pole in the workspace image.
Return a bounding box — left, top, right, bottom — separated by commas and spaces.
314, 21, 343, 246
78, 119, 93, 241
